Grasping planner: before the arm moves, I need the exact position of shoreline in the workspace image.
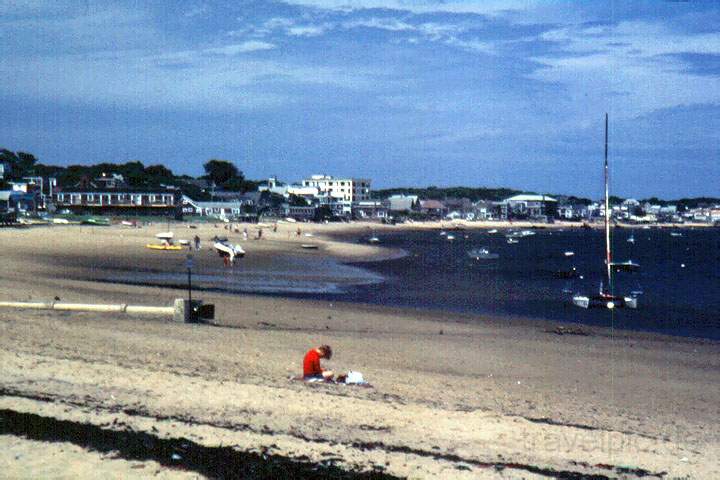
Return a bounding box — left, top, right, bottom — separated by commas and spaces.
1, 221, 715, 340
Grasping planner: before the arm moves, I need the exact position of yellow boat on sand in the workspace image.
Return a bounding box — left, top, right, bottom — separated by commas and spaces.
145, 244, 183, 251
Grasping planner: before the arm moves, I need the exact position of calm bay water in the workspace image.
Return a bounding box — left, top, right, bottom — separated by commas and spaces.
102, 226, 720, 339
334, 228, 720, 340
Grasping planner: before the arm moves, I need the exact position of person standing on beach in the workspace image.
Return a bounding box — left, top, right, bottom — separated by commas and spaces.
303, 345, 334, 380
194, 235, 201, 250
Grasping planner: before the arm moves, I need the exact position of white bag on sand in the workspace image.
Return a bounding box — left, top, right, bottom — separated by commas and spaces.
346, 371, 365, 384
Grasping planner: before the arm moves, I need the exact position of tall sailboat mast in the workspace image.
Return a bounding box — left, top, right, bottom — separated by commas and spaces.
604, 113, 612, 294
572, 113, 638, 309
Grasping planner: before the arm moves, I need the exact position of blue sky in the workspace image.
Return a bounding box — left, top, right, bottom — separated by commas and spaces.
1, 1, 719, 198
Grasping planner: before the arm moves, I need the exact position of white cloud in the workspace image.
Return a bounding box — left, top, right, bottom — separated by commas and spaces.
281, 0, 540, 16
529, 19, 720, 120
343, 17, 415, 32
0, 43, 379, 113
287, 25, 329, 36
541, 21, 720, 57
205, 41, 276, 55
184, 5, 209, 18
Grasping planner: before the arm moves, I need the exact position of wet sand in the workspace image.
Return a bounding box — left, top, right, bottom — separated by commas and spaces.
0, 223, 719, 478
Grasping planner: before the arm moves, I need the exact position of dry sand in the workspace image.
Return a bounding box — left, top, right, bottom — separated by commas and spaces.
0, 222, 718, 479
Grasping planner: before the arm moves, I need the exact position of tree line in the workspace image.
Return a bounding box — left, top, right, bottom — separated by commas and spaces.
0, 149, 258, 199
2, 148, 717, 207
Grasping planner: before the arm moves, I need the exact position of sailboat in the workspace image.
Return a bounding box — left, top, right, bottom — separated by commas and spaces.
573, 114, 638, 310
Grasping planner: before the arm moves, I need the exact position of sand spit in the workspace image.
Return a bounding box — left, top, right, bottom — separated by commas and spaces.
1, 223, 719, 478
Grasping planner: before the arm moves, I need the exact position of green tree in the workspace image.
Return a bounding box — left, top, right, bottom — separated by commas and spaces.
288, 194, 309, 206
144, 164, 175, 185
222, 177, 246, 192
203, 159, 242, 186
0, 149, 38, 178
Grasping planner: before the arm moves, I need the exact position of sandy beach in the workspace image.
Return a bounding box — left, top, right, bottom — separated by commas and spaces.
1, 222, 719, 478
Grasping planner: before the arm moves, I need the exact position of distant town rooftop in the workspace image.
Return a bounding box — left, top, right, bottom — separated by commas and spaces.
506, 194, 557, 202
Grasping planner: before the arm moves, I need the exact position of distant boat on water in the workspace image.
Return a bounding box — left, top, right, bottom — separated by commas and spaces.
627, 234, 635, 243
610, 260, 640, 273
507, 237, 519, 244
468, 248, 499, 260
573, 114, 638, 310
368, 236, 380, 244
670, 232, 683, 237
506, 230, 535, 239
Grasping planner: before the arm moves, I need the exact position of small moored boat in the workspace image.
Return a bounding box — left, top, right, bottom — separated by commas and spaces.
467, 248, 499, 260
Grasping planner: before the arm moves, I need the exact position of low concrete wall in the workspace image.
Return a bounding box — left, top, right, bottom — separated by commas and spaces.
0, 300, 185, 322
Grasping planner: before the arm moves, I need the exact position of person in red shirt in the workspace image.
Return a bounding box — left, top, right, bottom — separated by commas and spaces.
303, 345, 334, 380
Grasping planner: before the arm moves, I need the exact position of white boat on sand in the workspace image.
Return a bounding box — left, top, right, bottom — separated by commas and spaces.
214, 241, 245, 261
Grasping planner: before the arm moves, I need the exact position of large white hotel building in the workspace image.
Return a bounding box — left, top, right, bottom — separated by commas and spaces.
301, 175, 371, 203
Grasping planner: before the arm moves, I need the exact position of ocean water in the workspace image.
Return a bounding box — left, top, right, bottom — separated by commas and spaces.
99, 227, 720, 339
335, 228, 720, 340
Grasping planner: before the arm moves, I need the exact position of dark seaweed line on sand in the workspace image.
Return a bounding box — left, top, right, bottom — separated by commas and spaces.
0, 408, 396, 480
516, 415, 665, 442
1, 388, 666, 479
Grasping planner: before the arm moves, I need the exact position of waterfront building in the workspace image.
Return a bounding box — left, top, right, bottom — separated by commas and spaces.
53, 189, 179, 215
352, 200, 389, 220
181, 196, 252, 218
387, 194, 418, 212
301, 175, 371, 203
505, 194, 557, 219
557, 204, 589, 221
259, 177, 319, 199
283, 204, 317, 221
471, 200, 494, 220
419, 199, 447, 218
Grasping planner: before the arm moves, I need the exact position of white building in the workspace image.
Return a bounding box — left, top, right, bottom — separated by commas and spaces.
259, 177, 319, 198
388, 194, 418, 212
301, 175, 371, 203
181, 196, 249, 218
505, 194, 557, 218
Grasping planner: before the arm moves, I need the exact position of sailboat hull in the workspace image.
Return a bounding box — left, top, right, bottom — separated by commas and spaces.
572, 294, 638, 309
